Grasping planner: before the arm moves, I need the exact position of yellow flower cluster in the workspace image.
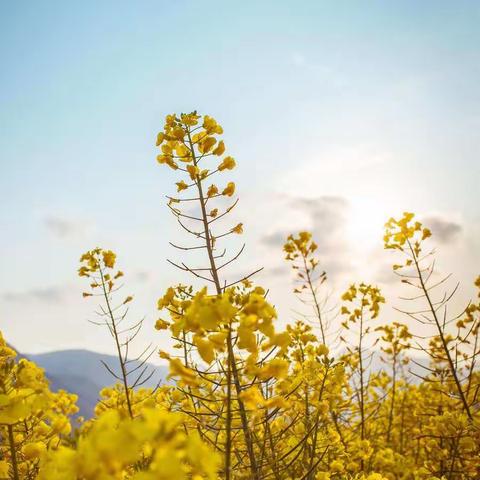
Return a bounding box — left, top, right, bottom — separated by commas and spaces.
0, 333, 78, 479
157, 284, 291, 383
341, 283, 385, 322
384, 212, 431, 256
78, 248, 127, 300
39, 408, 219, 480
283, 231, 329, 343
156, 112, 236, 201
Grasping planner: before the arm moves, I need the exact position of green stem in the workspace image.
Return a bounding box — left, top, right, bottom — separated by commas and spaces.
8, 424, 19, 480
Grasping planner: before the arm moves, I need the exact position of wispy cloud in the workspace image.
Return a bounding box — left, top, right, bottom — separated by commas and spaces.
422, 215, 462, 244
44, 216, 91, 239
1, 286, 67, 303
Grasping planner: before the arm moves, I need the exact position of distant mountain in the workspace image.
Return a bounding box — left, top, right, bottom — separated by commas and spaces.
23, 349, 429, 419
26, 350, 168, 418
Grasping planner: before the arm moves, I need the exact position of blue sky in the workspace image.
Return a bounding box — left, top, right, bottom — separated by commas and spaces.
1, 1, 479, 356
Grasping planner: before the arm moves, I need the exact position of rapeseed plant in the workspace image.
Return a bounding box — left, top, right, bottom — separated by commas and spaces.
0, 113, 478, 479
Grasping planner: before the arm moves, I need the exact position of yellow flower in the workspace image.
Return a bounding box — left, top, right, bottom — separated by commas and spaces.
0, 461, 9, 477
161, 143, 173, 155
158, 287, 175, 309
422, 227, 432, 240
156, 154, 178, 170
184, 288, 237, 332
176, 180, 188, 192
172, 126, 185, 140
168, 358, 199, 386
240, 386, 264, 409
212, 140, 225, 156
237, 320, 258, 353
193, 334, 215, 363
231, 223, 243, 234
207, 184, 218, 197
22, 441, 46, 459
175, 143, 190, 161
102, 250, 116, 268
155, 132, 165, 146
330, 460, 344, 473
218, 156, 236, 171
78, 266, 90, 277
222, 182, 235, 197
203, 115, 223, 134
317, 344, 329, 357
199, 136, 217, 153
257, 358, 289, 380
186, 165, 200, 180
265, 396, 289, 409
269, 332, 291, 353
181, 111, 200, 126
208, 332, 227, 351
154, 319, 170, 330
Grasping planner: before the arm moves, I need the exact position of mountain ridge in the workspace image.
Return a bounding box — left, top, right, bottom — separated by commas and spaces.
25, 349, 168, 418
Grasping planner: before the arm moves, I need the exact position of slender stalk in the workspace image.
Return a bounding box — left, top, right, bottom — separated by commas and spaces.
99, 267, 134, 419
307, 363, 330, 479
358, 300, 366, 442
265, 417, 281, 480
302, 255, 326, 345
465, 327, 479, 401
300, 346, 311, 463
386, 353, 397, 443
7, 424, 19, 480
188, 134, 222, 295
447, 432, 460, 480
399, 390, 406, 455
330, 411, 347, 450
407, 239, 473, 421
224, 328, 233, 479
187, 129, 259, 480
357, 299, 366, 471
229, 342, 260, 478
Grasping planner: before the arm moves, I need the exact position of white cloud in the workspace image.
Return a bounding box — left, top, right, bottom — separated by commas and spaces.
44, 215, 92, 239
1, 285, 67, 303
422, 214, 462, 244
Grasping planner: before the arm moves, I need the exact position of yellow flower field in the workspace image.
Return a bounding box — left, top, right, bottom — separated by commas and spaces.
1, 112, 479, 480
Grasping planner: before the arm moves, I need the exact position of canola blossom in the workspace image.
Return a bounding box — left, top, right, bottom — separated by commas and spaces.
0, 112, 479, 480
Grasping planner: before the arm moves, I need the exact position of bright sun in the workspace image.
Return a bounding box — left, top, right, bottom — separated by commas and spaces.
346, 196, 393, 251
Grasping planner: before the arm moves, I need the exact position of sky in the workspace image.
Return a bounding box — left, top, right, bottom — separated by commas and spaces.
1, 1, 479, 360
